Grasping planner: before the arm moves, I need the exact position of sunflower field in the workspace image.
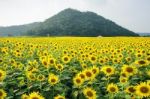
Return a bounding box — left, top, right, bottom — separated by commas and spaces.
0, 37, 150, 99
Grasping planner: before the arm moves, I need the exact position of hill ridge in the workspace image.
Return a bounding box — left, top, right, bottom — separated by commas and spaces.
0, 8, 139, 36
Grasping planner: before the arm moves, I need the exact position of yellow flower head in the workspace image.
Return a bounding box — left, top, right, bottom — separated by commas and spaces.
83, 87, 97, 99
62, 55, 71, 64
54, 95, 65, 99
135, 60, 148, 67
0, 69, 6, 82
107, 83, 119, 94
48, 58, 56, 65
89, 55, 97, 64
135, 82, 150, 98
73, 76, 84, 87
28, 92, 44, 99
119, 77, 128, 84
0, 89, 7, 99
83, 69, 95, 80
91, 66, 99, 76
121, 65, 137, 76
55, 64, 64, 71
77, 72, 86, 80
26, 72, 36, 81
48, 73, 59, 86
101, 66, 115, 76
125, 86, 136, 94
37, 74, 45, 81
21, 94, 29, 99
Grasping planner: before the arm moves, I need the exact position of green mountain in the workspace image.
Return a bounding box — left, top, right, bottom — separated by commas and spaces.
0, 22, 41, 36
138, 33, 150, 36
0, 8, 139, 36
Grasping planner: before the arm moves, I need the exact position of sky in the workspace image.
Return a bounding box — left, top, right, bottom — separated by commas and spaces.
0, 0, 150, 33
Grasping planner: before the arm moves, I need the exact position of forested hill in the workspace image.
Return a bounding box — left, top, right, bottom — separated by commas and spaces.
0, 8, 139, 36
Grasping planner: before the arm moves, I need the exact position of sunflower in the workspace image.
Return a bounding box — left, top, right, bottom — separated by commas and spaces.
28, 92, 44, 99
26, 72, 36, 81
55, 64, 64, 71
0, 69, 6, 82
120, 72, 128, 78
21, 94, 29, 99
0, 89, 7, 99
121, 65, 137, 76
81, 63, 87, 69
48, 58, 56, 66
91, 66, 99, 76
119, 77, 128, 84
62, 55, 71, 64
83, 69, 94, 80
78, 72, 86, 80
83, 87, 97, 99
146, 56, 150, 62
101, 66, 115, 76
135, 53, 142, 58
99, 58, 105, 65
42, 59, 49, 68
73, 76, 84, 87
107, 83, 119, 94
112, 58, 121, 64
37, 74, 45, 81
89, 55, 97, 64
125, 57, 132, 63
48, 73, 59, 86
147, 80, 150, 86
135, 82, 150, 98
125, 86, 136, 94
54, 95, 65, 99
135, 60, 148, 66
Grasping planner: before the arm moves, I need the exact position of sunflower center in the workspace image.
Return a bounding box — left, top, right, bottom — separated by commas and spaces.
121, 73, 127, 77
80, 74, 85, 79
86, 71, 92, 77
147, 57, 150, 61
114, 60, 117, 62
58, 98, 63, 99
11, 60, 14, 63
121, 79, 126, 83
126, 67, 133, 72
137, 54, 141, 57
0, 59, 3, 62
138, 60, 146, 64
32, 97, 39, 99
106, 68, 112, 73
43, 61, 47, 65
57, 65, 62, 69
140, 86, 149, 93
129, 87, 135, 93
76, 79, 81, 83
86, 91, 93, 97
0, 73, 2, 77
50, 60, 54, 64
0, 91, 2, 96
100, 60, 104, 63
91, 57, 96, 61
127, 58, 131, 61
92, 69, 97, 74
64, 57, 68, 61
110, 87, 116, 92
51, 78, 56, 83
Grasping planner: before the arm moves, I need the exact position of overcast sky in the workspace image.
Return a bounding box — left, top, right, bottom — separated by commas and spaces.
0, 0, 150, 33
